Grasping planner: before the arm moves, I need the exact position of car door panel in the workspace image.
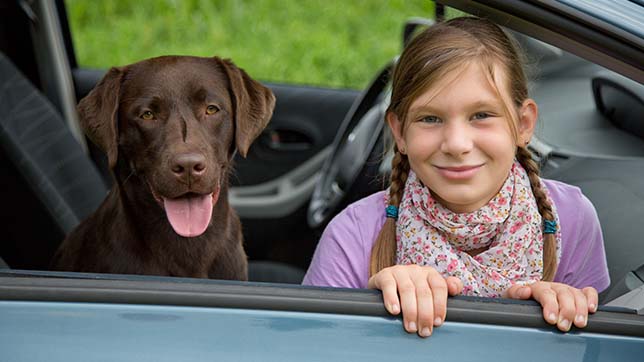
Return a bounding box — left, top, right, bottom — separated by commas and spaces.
1, 274, 643, 362
233, 83, 358, 186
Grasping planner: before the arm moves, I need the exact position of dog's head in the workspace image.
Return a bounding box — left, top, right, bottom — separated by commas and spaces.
77, 56, 275, 237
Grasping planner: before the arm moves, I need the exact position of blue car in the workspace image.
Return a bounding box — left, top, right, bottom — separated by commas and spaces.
0, 0, 643, 360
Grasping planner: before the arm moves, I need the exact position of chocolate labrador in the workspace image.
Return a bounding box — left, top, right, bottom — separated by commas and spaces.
51, 55, 275, 280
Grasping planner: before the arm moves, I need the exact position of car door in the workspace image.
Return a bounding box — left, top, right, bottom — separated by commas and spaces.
1, 272, 643, 361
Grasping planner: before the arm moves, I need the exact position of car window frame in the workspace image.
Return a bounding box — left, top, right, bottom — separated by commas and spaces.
439, 0, 644, 83
1, 270, 643, 338
19, 0, 643, 339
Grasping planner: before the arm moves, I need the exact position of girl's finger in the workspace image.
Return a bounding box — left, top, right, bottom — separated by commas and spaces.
531, 283, 559, 325
582, 287, 599, 313
554, 284, 576, 332
503, 284, 532, 300
427, 270, 448, 329
370, 272, 401, 315
412, 273, 434, 337
572, 287, 588, 328
445, 276, 463, 296
393, 270, 419, 334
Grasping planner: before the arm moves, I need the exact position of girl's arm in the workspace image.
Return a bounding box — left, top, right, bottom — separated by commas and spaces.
302, 202, 372, 288
556, 192, 610, 292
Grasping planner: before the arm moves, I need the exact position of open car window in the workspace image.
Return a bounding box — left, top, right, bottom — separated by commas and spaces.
1, 2, 643, 359
0, 0, 640, 301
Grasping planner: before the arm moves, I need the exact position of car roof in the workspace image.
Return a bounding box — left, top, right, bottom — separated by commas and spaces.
558, 0, 644, 41
439, 0, 644, 83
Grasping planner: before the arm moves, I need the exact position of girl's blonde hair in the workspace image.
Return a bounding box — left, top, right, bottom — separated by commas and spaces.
370, 17, 557, 281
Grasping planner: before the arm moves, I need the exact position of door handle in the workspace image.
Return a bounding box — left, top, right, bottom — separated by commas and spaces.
262, 129, 313, 151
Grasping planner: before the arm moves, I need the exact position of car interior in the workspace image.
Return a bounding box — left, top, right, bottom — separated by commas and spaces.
0, 0, 643, 310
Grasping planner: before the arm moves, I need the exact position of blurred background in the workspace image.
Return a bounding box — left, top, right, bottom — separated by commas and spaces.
66, 0, 433, 89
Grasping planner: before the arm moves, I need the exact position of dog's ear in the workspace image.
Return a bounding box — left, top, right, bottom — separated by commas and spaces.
77, 67, 124, 169
216, 57, 275, 157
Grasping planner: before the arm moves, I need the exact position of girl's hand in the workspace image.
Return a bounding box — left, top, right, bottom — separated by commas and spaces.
367, 265, 463, 337
504, 282, 599, 332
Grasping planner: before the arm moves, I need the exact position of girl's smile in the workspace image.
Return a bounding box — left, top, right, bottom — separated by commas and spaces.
433, 163, 485, 180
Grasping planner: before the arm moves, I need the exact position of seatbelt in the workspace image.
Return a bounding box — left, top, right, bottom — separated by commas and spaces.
19, 0, 88, 152
528, 136, 555, 170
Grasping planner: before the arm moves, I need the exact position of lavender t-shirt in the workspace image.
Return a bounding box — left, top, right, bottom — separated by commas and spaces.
303, 179, 610, 292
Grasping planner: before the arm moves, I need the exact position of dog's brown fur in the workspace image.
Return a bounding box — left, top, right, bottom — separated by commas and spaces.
51, 56, 275, 279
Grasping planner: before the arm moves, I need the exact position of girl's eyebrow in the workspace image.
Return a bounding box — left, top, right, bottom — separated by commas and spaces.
407, 102, 445, 120
408, 104, 437, 116
466, 99, 503, 110
408, 99, 503, 118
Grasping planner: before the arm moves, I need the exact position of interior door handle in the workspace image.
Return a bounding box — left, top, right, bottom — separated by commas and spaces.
263, 129, 314, 151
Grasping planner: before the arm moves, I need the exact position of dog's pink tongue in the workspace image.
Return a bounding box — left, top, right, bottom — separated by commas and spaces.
163, 193, 214, 237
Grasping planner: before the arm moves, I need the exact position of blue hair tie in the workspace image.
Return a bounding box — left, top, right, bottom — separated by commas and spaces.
543, 219, 557, 234
386, 205, 398, 219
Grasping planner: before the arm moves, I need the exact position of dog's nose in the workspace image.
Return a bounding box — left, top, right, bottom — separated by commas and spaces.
171, 153, 207, 180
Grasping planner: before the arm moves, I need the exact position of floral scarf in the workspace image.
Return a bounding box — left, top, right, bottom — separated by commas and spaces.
391, 162, 561, 297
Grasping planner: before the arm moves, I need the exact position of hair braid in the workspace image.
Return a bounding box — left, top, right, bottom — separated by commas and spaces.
516, 146, 558, 281
369, 148, 410, 276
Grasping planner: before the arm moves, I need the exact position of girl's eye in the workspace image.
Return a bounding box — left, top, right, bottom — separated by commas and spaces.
206, 105, 219, 115
473, 112, 490, 120
140, 111, 154, 120
420, 115, 440, 124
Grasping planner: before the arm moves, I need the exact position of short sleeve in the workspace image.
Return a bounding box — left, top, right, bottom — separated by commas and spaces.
555, 189, 610, 292
302, 192, 386, 289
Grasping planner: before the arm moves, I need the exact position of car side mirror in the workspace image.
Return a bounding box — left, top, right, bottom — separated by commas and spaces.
592, 71, 644, 140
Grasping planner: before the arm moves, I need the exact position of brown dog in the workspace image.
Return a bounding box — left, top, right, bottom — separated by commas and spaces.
51, 56, 275, 279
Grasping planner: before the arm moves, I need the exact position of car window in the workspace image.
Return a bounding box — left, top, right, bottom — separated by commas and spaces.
65, 0, 433, 89
12, 0, 639, 307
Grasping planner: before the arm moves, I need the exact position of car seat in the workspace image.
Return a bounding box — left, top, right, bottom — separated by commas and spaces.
0, 51, 107, 269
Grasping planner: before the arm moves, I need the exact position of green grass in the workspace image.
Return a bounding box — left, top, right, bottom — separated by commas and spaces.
65, 0, 434, 89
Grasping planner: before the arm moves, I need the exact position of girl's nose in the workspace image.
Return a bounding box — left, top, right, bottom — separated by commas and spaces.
440, 121, 473, 156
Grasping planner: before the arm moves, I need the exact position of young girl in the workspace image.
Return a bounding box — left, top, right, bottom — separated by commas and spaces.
303, 17, 610, 337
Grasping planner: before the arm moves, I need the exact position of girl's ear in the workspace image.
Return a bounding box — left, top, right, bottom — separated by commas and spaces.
517, 99, 538, 145
386, 112, 407, 153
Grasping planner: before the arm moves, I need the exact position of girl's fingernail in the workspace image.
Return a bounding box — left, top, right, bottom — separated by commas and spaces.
589, 303, 597, 312
559, 319, 570, 331
391, 304, 400, 314
421, 327, 431, 337
575, 314, 586, 326
434, 317, 442, 326
448, 281, 455, 290
548, 313, 557, 323
409, 321, 417, 332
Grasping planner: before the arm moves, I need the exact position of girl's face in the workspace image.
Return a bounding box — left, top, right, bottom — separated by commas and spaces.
389, 62, 537, 213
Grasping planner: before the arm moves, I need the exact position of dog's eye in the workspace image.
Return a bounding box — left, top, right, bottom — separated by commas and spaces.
140, 111, 155, 120
206, 105, 219, 115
